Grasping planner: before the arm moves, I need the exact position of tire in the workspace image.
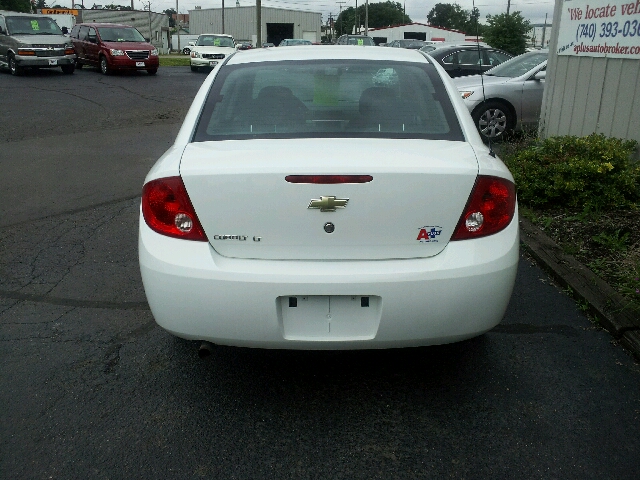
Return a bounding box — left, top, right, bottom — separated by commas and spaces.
147, 68, 157, 75
75, 60, 83, 69
9, 54, 23, 76
190, 65, 198, 72
100, 56, 111, 75
61, 64, 75, 74
182, 47, 191, 55
472, 101, 512, 142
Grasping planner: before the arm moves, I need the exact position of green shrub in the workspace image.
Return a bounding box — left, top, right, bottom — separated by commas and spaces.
503, 134, 640, 211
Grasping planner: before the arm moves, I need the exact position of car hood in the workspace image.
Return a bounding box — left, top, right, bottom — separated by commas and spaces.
101, 40, 155, 50
12, 34, 71, 46
452, 74, 511, 90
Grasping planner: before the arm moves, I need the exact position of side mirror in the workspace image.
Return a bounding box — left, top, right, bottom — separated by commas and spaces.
145, 37, 150, 42
534, 70, 546, 81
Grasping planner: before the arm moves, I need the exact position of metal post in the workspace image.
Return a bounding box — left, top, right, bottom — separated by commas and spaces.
176, 0, 180, 53
365, 0, 368, 36
256, 0, 261, 47
222, 0, 225, 34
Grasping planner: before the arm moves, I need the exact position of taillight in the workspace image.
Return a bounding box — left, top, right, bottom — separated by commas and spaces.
141, 176, 208, 241
451, 175, 516, 241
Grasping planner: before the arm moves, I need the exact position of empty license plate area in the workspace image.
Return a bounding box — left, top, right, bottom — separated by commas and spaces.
280, 295, 381, 341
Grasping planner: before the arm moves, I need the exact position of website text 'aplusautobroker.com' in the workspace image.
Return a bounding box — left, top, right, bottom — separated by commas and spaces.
573, 42, 640, 55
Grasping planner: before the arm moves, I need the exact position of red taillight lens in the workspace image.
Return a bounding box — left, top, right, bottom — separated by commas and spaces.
65, 47, 75, 55
451, 176, 516, 241
141, 176, 208, 241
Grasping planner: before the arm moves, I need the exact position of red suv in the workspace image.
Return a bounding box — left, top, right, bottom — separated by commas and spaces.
70, 23, 159, 75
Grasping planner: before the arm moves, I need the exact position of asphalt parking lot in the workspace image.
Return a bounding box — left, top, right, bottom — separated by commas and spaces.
1, 66, 639, 479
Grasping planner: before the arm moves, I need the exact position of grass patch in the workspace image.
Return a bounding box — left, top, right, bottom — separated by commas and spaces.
159, 56, 191, 67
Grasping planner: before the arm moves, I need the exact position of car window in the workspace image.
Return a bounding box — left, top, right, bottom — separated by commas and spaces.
197, 35, 234, 47
193, 60, 463, 142
441, 53, 455, 65
97, 26, 146, 43
485, 51, 548, 77
457, 50, 483, 65
5, 16, 62, 35
486, 50, 511, 66
347, 37, 374, 46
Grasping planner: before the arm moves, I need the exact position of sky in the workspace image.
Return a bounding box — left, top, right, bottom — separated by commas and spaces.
70, 1, 556, 27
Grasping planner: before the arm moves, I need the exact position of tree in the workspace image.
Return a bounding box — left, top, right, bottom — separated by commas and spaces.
427, 3, 485, 35
334, 1, 410, 36
0, 0, 31, 11
164, 8, 176, 28
483, 12, 531, 55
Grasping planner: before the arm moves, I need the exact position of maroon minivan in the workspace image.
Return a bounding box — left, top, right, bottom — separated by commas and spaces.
70, 23, 159, 75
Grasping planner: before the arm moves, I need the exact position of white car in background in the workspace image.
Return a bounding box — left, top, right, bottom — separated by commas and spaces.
139, 46, 519, 350
453, 50, 548, 141
190, 33, 236, 72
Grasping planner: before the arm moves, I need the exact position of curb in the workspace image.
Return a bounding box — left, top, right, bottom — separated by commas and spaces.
519, 218, 640, 362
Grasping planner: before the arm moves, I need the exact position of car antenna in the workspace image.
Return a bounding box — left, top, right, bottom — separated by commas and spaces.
473, 0, 495, 157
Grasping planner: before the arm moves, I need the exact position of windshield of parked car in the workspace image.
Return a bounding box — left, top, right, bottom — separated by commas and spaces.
346, 36, 374, 46
97, 26, 146, 42
484, 51, 548, 77
193, 60, 463, 142
6, 16, 63, 35
197, 35, 235, 47
281, 39, 312, 46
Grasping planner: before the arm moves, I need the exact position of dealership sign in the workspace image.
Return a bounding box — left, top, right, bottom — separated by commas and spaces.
557, 0, 640, 57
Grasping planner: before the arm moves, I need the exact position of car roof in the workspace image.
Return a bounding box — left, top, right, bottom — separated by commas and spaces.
76, 23, 136, 28
0, 10, 51, 17
199, 33, 233, 37
227, 45, 433, 65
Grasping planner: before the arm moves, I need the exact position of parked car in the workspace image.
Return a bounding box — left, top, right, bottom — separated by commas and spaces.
386, 39, 429, 49
278, 39, 312, 46
0, 10, 76, 75
139, 46, 519, 350
70, 23, 159, 75
189, 33, 236, 72
182, 41, 195, 55
336, 34, 375, 46
237, 41, 253, 50
453, 50, 548, 141
262, 42, 275, 48
425, 44, 512, 77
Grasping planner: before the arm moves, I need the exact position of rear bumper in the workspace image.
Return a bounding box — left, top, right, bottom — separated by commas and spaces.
139, 209, 520, 349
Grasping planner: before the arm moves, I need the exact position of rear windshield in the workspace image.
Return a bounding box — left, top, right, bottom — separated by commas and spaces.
193, 60, 463, 142
346, 36, 375, 46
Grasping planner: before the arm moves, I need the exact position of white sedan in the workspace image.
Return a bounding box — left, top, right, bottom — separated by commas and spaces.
139, 46, 519, 350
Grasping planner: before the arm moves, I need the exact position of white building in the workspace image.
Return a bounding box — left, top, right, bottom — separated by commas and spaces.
365, 22, 467, 45
188, 6, 322, 46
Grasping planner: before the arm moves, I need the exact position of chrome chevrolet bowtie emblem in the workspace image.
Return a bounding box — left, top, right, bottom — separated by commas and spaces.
308, 196, 349, 212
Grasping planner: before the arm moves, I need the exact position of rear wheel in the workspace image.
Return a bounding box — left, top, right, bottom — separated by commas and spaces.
190, 65, 198, 72
147, 68, 157, 75
100, 56, 111, 75
9, 54, 23, 76
182, 47, 191, 55
61, 64, 75, 74
472, 101, 513, 142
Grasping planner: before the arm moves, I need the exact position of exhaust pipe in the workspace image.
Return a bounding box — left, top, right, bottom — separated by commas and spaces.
198, 341, 215, 359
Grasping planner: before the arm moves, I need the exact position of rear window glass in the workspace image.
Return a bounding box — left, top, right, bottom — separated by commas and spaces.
193, 60, 463, 142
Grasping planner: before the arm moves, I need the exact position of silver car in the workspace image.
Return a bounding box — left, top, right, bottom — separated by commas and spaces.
453, 50, 548, 141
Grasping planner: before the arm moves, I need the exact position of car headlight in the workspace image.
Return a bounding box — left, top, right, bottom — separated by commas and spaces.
460, 91, 475, 99
150, 48, 158, 56
110, 49, 125, 56
191, 51, 201, 58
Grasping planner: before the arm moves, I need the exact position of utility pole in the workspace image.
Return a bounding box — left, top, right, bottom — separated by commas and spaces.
337, 2, 346, 36
176, 0, 180, 54
507, 0, 511, 15
365, 0, 368, 36
541, 13, 548, 47
355, 0, 358, 34
222, 0, 225, 34
256, 0, 261, 47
